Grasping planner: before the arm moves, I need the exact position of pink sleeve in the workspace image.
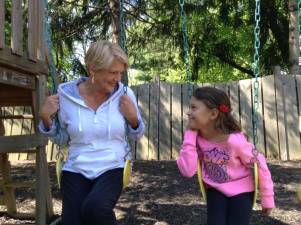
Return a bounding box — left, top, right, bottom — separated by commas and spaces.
176, 130, 198, 177
236, 133, 275, 208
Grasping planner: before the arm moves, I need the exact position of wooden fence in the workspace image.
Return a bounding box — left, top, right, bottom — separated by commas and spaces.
1, 74, 301, 161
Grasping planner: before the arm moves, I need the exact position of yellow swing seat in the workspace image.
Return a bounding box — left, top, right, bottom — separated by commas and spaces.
197, 159, 259, 207
123, 159, 132, 189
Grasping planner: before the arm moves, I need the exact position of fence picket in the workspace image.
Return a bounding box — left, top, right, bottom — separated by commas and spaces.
262, 75, 279, 159
239, 79, 253, 141
4, 75, 301, 161
149, 81, 159, 160
136, 83, 149, 160
159, 82, 171, 160
171, 84, 182, 159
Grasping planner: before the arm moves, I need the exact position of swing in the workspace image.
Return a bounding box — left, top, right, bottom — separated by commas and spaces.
178, 0, 259, 206
44, 0, 133, 190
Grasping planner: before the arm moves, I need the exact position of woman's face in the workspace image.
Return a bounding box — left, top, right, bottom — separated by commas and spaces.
91, 59, 126, 94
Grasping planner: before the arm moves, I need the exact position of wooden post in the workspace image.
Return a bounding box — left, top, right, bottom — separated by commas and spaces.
0, 154, 17, 215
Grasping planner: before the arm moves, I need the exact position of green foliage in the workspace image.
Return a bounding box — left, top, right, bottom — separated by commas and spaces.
28, 0, 292, 84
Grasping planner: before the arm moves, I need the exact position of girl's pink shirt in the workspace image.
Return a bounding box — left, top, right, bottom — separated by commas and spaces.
177, 130, 275, 209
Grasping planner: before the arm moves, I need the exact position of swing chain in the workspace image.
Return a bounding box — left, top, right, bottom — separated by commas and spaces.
179, 0, 193, 97
43, 0, 57, 94
119, 0, 131, 162
252, 0, 261, 147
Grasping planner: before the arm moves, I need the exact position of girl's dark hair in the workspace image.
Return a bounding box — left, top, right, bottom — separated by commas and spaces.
193, 86, 241, 134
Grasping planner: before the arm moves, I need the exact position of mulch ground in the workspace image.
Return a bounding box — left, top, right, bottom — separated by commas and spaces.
0, 160, 300, 225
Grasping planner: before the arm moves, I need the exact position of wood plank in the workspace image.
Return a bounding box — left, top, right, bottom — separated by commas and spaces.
128, 85, 137, 159
171, 84, 182, 159
276, 75, 301, 160
0, 67, 36, 90
136, 83, 149, 160
275, 74, 288, 160
148, 80, 159, 160
4, 107, 19, 161
0, 114, 34, 119
0, 47, 48, 75
0, 134, 47, 153
239, 79, 253, 142
28, 0, 38, 60
229, 81, 240, 126
262, 75, 279, 159
19, 107, 29, 160
0, 0, 4, 49
214, 82, 229, 96
11, 0, 23, 55
159, 82, 171, 160
182, 83, 190, 135
37, 0, 45, 61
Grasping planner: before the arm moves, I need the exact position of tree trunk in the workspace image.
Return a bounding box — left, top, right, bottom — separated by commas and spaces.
288, 0, 299, 74
109, 0, 128, 84
109, 0, 121, 44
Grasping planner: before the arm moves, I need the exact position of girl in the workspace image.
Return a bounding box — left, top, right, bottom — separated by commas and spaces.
177, 86, 274, 225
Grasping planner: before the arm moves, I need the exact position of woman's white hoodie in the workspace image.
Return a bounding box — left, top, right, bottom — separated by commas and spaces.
39, 78, 144, 179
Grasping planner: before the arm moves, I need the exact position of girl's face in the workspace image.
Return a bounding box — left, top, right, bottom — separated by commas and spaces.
187, 96, 218, 130
90, 59, 125, 94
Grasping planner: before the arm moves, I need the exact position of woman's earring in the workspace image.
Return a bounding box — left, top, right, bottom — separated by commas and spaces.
91, 74, 95, 84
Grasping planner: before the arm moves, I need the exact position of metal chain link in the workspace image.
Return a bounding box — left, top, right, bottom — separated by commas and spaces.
119, 0, 131, 161
252, 0, 261, 147
179, 0, 193, 97
119, 0, 128, 88
43, 0, 57, 95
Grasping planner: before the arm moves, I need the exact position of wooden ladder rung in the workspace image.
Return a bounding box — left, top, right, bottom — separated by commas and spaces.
0, 114, 34, 119
1, 181, 35, 188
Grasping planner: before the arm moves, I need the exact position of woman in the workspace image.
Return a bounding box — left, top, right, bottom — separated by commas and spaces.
39, 40, 144, 225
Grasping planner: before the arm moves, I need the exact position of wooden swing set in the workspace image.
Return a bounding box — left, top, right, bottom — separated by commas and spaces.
0, 1, 54, 224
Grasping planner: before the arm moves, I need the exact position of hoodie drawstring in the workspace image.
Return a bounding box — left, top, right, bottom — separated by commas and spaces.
108, 99, 112, 140
78, 106, 82, 132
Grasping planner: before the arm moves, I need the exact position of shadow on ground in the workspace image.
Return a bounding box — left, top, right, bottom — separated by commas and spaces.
0, 160, 300, 225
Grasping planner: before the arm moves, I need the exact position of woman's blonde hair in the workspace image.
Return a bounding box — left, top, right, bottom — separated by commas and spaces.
85, 40, 128, 73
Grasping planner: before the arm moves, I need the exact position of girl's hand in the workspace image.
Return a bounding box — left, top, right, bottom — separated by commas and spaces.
119, 95, 138, 129
262, 207, 272, 216
39, 94, 60, 128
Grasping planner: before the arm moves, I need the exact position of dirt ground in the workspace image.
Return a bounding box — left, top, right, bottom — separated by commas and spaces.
0, 160, 300, 225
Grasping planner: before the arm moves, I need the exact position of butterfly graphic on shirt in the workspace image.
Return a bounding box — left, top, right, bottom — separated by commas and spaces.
202, 147, 230, 183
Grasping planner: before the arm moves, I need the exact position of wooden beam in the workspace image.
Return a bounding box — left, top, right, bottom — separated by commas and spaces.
0, 48, 48, 75
0, 114, 33, 119
0, 134, 47, 153
0, 67, 36, 89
